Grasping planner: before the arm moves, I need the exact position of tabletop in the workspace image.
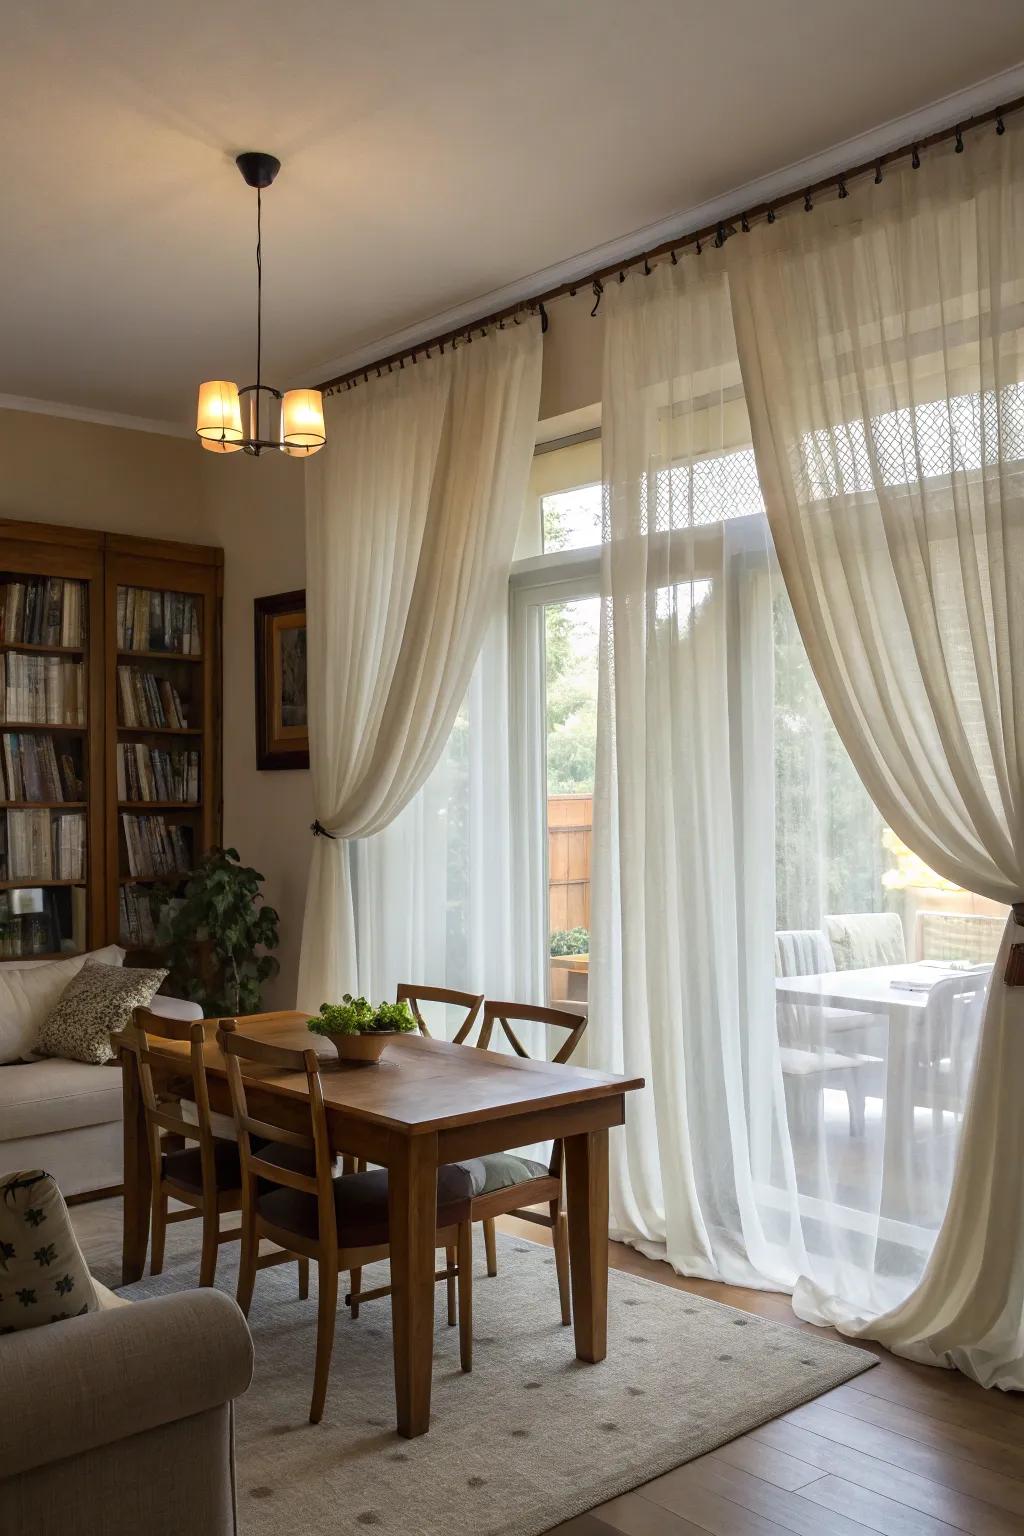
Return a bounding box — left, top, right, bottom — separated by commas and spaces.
775, 962, 991, 1012
144, 1010, 644, 1136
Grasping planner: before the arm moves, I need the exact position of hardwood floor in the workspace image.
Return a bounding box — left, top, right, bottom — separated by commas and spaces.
72, 1199, 1023, 1536
493, 1216, 1024, 1536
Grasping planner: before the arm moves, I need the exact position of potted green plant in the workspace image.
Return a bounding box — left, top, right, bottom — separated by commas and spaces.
152, 847, 280, 1017
308, 995, 416, 1065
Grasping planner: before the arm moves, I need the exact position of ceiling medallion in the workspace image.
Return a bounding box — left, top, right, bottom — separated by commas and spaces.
196, 152, 325, 459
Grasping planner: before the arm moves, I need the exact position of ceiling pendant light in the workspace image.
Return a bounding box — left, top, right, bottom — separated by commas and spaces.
196, 152, 325, 459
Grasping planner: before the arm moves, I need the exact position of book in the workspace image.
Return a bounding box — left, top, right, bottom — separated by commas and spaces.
121, 812, 191, 878
0, 577, 85, 647
116, 587, 200, 655
116, 666, 188, 729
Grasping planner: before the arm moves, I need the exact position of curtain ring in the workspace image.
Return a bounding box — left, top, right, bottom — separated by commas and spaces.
874, 162, 883, 184
804, 190, 813, 213
996, 116, 1006, 135
954, 125, 964, 154
911, 145, 921, 169
590, 279, 604, 316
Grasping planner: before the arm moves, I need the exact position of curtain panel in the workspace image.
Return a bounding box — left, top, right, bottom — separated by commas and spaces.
728, 122, 1024, 1387
297, 321, 542, 1010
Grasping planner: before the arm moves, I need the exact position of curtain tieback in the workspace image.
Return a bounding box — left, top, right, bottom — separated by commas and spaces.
1006, 900, 1024, 987
310, 820, 337, 839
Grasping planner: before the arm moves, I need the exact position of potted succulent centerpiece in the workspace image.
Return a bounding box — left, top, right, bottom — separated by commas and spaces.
308, 994, 416, 1066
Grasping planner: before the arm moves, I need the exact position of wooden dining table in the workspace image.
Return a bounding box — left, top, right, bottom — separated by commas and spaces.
119, 1010, 644, 1438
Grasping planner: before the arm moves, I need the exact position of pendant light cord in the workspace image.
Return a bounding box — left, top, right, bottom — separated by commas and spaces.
255, 186, 263, 392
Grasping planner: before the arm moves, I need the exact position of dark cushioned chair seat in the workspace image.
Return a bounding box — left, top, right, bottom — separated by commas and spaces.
256, 1160, 474, 1247
162, 1138, 242, 1193
456, 1151, 551, 1197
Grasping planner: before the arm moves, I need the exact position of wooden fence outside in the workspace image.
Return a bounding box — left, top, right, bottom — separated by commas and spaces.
549, 794, 592, 934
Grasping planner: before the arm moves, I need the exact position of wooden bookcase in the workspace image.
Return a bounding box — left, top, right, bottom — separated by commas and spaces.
0, 520, 222, 962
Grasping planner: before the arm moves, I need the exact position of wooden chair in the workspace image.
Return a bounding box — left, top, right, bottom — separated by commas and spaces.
218, 1020, 475, 1424
460, 1000, 587, 1325
396, 982, 485, 1042
127, 1007, 309, 1296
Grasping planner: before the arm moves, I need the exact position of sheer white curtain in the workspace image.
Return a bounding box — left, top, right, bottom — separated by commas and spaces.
297, 322, 542, 1011
590, 258, 802, 1289
729, 122, 1024, 1387
589, 223, 999, 1342
353, 607, 546, 1024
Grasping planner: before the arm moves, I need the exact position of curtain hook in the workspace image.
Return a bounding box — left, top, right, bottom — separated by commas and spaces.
740, 214, 750, 233
911, 145, 921, 169
804, 190, 813, 212
590, 279, 604, 316
837, 178, 848, 200
954, 125, 964, 154
996, 116, 1006, 135
670, 248, 678, 263
538, 301, 549, 332
618, 269, 626, 283
767, 207, 776, 224
874, 162, 883, 184
642, 255, 652, 275
695, 236, 703, 254
714, 222, 727, 247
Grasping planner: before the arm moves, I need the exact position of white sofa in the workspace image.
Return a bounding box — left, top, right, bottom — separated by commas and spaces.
0, 949, 202, 1198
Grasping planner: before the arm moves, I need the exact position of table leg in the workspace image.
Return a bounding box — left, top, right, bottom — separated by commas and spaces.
120, 1045, 151, 1284
564, 1126, 609, 1363
387, 1132, 438, 1437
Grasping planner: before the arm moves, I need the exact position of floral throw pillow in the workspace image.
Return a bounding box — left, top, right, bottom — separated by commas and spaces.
35, 960, 168, 1065
0, 1170, 99, 1334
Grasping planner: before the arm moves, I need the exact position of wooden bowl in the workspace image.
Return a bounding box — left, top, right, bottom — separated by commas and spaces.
319, 1030, 398, 1066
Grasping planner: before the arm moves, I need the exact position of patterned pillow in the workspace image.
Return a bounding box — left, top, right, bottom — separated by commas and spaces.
0, 1169, 99, 1334
35, 960, 168, 1065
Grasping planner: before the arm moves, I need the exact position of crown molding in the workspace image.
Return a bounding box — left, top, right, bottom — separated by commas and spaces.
302, 60, 1024, 390
0, 393, 191, 440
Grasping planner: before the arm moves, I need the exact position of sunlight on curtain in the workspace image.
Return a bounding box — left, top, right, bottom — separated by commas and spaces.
590, 247, 999, 1338
729, 120, 1024, 1386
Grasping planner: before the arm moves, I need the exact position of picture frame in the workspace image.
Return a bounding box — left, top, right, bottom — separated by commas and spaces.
254, 589, 309, 770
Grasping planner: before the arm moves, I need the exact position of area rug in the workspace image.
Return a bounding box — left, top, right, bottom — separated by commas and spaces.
112, 1230, 874, 1536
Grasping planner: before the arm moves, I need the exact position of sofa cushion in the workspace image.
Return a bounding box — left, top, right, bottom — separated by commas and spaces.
0, 945, 126, 1064
0, 1169, 99, 1334
36, 961, 167, 1066
0, 1058, 123, 1142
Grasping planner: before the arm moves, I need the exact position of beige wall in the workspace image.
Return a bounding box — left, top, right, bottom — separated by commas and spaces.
200, 452, 311, 1010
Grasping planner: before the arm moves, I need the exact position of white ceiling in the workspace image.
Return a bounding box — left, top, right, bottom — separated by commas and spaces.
3, 0, 1023, 429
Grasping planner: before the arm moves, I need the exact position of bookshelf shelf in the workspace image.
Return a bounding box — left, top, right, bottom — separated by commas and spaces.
0, 721, 87, 733
0, 642, 86, 658
0, 523, 222, 959
117, 649, 203, 664
1, 801, 87, 810
0, 879, 87, 890
117, 725, 202, 736
118, 802, 201, 811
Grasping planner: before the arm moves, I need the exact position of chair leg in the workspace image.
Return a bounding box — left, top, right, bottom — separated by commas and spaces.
552, 1206, 571, 1326
298, 1256, 310, 1300
349, 1267, 362, 1319
310, 1261, 338, 1425
457, 1222, 473, 1372
483, 1217, 498, 1278
199, 1203, 219, 1288
236, 1213, 258, 1319
150, 1190, 167, 1277
445, 1244, 457, 1326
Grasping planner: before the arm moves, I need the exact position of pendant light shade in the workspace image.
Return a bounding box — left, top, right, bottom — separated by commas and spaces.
195, 153, 325, 461
196, 380, 243, 447
280, 388, 326, 456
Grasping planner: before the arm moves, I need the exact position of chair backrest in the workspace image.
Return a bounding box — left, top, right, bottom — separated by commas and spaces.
396, 983, 484, 1042
128, 1008, 220, 1191
774, 929, 835, 978
216, 1022, 338, 1251
915, 910, 1004, 965
472, 1000, 588, 1065
825, 912, 907, 970
470, 1000, 588, 1181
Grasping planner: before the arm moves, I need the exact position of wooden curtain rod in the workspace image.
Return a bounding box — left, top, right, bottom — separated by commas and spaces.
317, 94, 1024, 396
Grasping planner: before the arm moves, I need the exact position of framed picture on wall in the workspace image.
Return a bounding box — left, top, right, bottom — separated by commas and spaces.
254, 589, 309, 770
